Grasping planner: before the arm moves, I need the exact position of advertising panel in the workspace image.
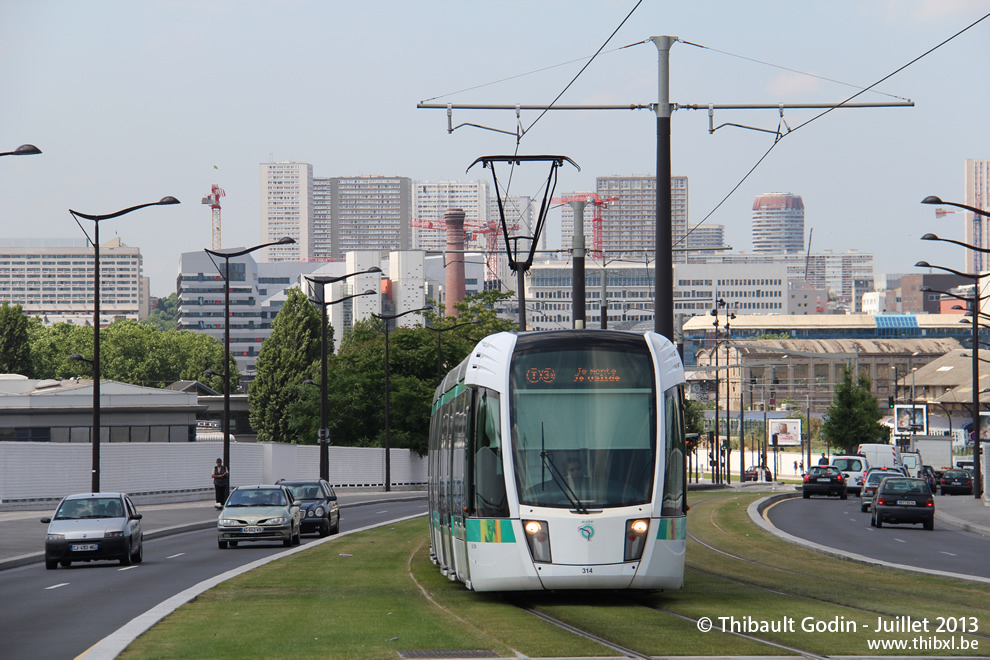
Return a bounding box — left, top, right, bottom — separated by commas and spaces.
768, 418, 801, 447
894, 404, 927, 436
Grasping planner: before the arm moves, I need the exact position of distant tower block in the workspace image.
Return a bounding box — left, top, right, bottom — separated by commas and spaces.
444, 208, 466, 317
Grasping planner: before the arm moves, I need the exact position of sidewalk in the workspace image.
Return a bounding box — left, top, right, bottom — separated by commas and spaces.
0, 489, 427, 571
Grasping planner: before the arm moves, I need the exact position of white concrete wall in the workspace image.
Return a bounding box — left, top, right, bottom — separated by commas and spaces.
0, 442, 427, 503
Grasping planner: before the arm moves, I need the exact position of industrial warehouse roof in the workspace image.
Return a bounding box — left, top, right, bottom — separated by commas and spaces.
720, 337, 963, 358
682, 313, 970, 332
0, 375, 200, 410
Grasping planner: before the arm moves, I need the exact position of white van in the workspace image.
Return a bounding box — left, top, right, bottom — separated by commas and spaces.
830, 455, 869, 496
900, 451, 922, 478
856, 443, 903, 471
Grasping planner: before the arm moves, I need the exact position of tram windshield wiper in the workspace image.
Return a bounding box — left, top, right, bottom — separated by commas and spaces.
540, 424, 590, 515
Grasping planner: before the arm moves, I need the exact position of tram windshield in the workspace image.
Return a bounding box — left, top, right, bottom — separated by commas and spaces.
510, 341, 656, 509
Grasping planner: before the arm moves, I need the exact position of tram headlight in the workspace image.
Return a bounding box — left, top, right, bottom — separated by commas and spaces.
522, 519, 551, 563
624, 518, 650, 561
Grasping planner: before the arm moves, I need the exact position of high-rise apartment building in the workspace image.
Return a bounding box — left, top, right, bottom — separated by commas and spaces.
412, 181, 488, 253
260, 161, 313, 262
752, 193, 804, 254
330, 176, 412, 256
964, 159, 990, 273
0, 238, 146, 324
572, 175, 689, 261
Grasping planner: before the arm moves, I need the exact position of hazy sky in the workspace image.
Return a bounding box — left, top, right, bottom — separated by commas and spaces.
2, 1, 989, 298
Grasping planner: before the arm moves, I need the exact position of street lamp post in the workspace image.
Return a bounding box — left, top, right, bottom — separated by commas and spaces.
373, 306, 431, 491
916, 259, 984, 499
426, 320, 481, 385
204, 237, 295, 474
303, 271, 380, 481
70, 197, 179, 492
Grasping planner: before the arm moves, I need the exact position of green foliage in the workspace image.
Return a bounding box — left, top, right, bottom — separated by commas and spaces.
820, 365, 887, 453
249, 288, 322, 443
755, 332, 790, 340
0, 303, 33, 377
141, 292, 179, 331
684, 398, 705, 436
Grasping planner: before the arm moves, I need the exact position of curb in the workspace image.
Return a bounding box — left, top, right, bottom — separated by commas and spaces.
747, 493, 990, 585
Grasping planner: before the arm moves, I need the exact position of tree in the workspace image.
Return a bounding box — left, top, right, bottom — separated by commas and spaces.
141, 293, 179, 331
249, 288, 322, 443
820, 365, 888, 453
0, 303, 33, 377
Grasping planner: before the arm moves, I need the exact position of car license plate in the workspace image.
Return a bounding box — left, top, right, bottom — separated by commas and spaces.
70, 544, 97, 552
243, 526, 263, 534
896, 500, 915, 506
817, 478, 830, 482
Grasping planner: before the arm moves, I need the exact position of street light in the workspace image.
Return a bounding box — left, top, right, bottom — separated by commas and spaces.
425, 320, 481, 385
0, 144, 41, 157
70, 196, 179, 492
204, 237, 295, 474
303, 271, 380, 481
916, 254, 985, 499
372, 305, 432, 491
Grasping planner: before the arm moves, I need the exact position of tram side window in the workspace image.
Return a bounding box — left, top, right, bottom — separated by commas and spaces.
473, 391, 507, 517
661, 385, 686, 517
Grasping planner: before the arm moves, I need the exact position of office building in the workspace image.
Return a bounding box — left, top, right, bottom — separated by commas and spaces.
0, 238, 147, 325
752, 192, 804, 254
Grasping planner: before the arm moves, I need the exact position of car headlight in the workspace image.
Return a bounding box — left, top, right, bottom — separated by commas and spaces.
314, 507, 325, 517
219, 519, 240, 527
264, 517, 287, 525
105, 530, 124, 538
47, 533, 64, 541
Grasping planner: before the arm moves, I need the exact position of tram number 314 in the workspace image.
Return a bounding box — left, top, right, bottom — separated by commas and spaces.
582, 567, 593, 574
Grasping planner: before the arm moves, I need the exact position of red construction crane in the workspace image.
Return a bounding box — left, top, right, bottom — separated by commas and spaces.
201, 184, 225, 250
550, 193, 619, 259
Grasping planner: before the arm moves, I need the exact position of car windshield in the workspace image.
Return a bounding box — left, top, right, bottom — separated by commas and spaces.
866, 472, 887, 484
944, 470, 969, 479
880, 479, 927, 495
226, 489, 286, 507
55, 497, 124, 520
809, 467, 838, 476
284, 485, 322, 500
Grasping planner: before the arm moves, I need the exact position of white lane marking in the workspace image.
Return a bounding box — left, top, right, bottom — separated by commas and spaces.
119, 566, 139, 571
894, 538, 906, 543
940, 551, 957, 556
166, 553, 185, 559
46, 583, 70, 590
375, 510, 389, 514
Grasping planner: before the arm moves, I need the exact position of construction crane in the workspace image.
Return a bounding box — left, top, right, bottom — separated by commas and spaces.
411, 214, 519, 284
550, 193, 619, 259
201, 184, 225, 250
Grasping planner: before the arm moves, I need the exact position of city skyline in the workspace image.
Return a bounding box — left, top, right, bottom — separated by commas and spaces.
2, 1, 988, 298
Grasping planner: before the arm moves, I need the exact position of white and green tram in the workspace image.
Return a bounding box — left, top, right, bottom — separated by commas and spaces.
427, 330, 687, 591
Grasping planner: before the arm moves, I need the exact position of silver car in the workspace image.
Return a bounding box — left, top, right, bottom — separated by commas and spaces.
217, 485, 302, 549
41, 492, 144, 569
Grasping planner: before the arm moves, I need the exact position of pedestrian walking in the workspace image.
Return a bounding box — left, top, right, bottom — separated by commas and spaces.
212, 458, 229, 505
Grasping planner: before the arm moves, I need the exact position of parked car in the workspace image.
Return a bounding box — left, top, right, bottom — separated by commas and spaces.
939, 469, 974, 496
41, 492, 143, 569
277, 479, 340, 537
217, 485, 302, 549
830, 455, 868, 496
920, 465, 938, 494
743, 466, 772, 482
870, 477, 935, 530
802, 465, 847, 499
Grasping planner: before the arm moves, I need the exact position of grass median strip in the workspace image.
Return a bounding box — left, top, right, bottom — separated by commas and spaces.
122, 493, 989, 658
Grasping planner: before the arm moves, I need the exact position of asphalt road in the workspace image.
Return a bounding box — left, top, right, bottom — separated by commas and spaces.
0, 499, 428, 660
766, 494, 990, 580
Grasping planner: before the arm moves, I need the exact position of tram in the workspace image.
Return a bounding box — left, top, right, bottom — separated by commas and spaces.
427, 330, 687, 592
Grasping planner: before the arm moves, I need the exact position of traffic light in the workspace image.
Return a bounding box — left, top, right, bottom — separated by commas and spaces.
888, 396, 895, 409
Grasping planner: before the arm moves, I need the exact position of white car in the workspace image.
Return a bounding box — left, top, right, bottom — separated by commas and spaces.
41, 492, 144, 569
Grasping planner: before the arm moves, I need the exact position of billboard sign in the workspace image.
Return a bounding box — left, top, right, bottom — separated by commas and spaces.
894, 404, 928, 436
768, 418, 802, 447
